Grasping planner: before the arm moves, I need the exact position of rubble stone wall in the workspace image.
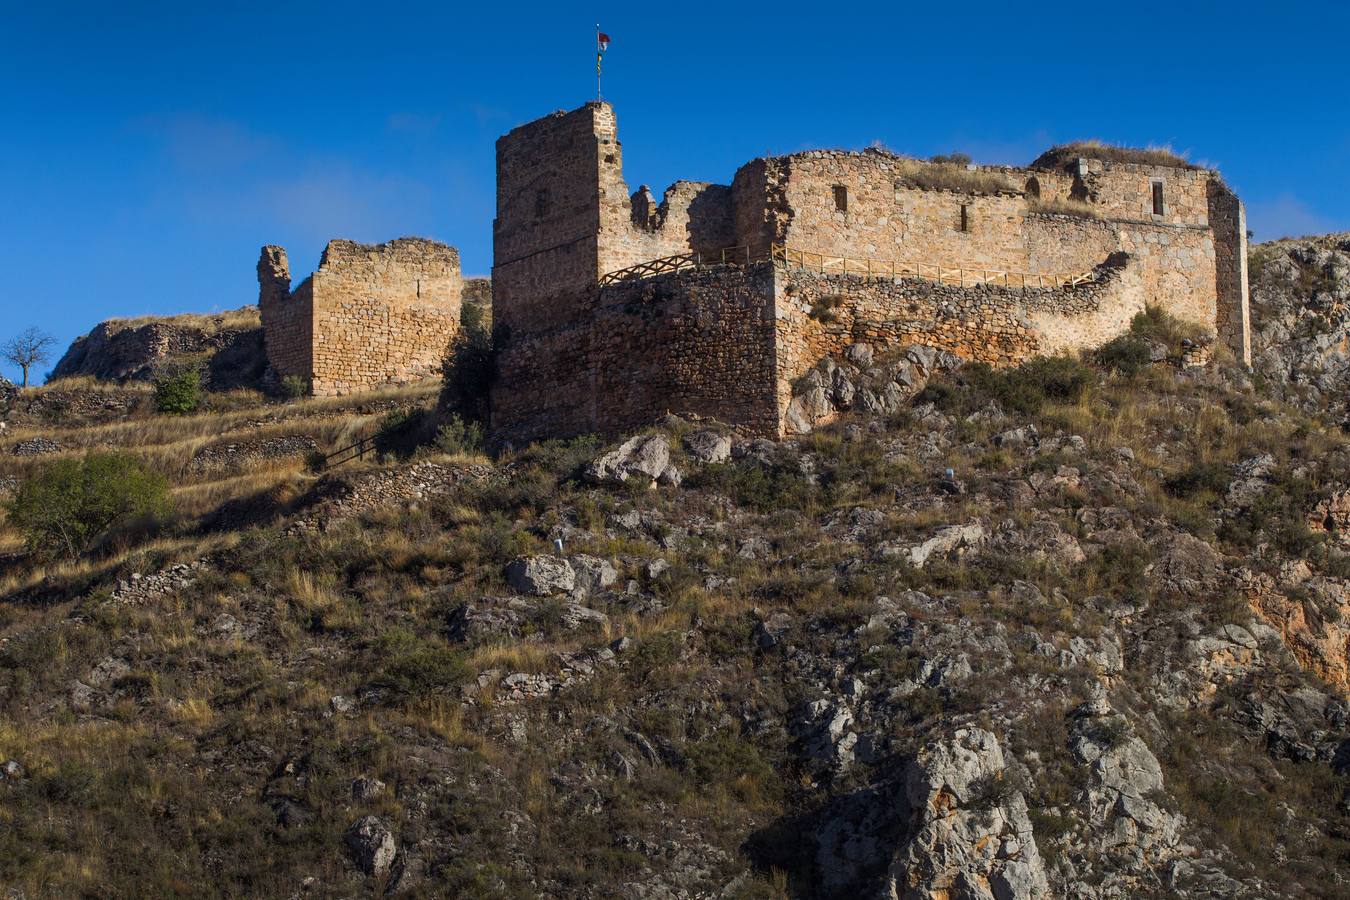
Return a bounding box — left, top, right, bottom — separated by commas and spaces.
491, 265, 779, 443
774, 255, 1140, 424
258, 238, 460, 396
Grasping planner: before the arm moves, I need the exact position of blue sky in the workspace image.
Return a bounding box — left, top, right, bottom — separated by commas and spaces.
2, 1, 1348, 383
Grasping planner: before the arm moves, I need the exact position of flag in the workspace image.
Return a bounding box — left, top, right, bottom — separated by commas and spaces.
597, 31, 610, 75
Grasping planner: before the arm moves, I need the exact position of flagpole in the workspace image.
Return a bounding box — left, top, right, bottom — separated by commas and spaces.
596, 24, 602, 102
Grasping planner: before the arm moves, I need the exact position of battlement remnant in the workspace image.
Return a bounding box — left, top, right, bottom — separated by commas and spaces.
490, 102, 1250, 442
257, 237, 461, 397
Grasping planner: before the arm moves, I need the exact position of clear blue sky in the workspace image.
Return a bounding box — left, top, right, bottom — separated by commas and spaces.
3, 1, 1348, 383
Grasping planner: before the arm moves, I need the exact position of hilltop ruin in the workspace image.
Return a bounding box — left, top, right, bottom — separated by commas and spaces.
491, 101, 1250, 441
257, 237, 461, 397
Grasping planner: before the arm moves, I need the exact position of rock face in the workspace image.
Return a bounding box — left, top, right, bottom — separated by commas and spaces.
51, 310, 266, 389
584, 434, 681, 486
344, 815, 398, 878
505, 555, 576, 596
889, 728, 1050, 900
785, 344, 963, 435
1251, 233, 1350, 424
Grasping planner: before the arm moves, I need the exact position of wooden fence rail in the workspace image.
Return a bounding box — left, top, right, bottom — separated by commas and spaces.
597, 244, 1095, 291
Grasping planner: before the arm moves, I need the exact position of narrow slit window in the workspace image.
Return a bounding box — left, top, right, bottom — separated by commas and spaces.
959, 204, 970, 233
1151, 180, 1165, 216
535, 188, 550, 219
833, 185, 848, 213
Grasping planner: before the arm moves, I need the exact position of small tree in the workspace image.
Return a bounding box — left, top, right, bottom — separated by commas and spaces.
5, 452, 171, 558
154, 368, 201, 415
2, 327, 56, 387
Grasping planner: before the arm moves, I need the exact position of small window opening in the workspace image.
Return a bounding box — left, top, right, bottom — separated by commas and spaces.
1025, 176, 1041, 199
1151, 180, 1165, 216
535, 188, 550, 218
959, 204, 970, 233
604, 153, 615, 164
833, 185, 848, 213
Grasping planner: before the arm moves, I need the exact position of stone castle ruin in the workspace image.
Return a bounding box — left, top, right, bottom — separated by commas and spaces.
257, 237, 461, 397
491, 101, 1250, 442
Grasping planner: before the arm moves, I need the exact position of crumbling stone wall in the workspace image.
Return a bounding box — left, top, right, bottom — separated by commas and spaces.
258, 238, 460, 396
773, 254, 1140, 424
491, 265, 778, 443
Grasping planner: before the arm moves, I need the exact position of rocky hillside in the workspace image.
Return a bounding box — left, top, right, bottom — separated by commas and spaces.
0, 267, 1348, 897
50, 307, 266, 389
1252, 233, 1350, 425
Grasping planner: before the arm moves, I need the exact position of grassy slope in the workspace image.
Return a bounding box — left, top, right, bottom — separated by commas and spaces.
1, 349, 1348, 896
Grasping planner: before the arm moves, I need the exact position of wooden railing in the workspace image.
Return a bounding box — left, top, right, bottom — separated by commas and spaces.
597, 244, 1096, 290
316, 411, 422, 471
598, 246, 752, 285
320, 432, 381, 470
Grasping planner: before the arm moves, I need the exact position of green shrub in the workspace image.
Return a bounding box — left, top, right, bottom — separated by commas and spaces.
5, 452, 171, 558
371, 627, 469, 696
1098, 333, 1153, 376
961, 355, 1095, 415
279, 374, 309, 399
440, 302, 493, 423
1164, 461, 1230, 499
436, 415, 485, 455
153, 368, 200, 415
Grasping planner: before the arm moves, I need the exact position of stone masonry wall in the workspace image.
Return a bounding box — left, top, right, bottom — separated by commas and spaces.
1208, 180, 1253, 364
257, 246, 311, 383
258, 238, 460, 396
493, 102, 738, 336
774, 255, 1138, 427
491, 264, 779, 444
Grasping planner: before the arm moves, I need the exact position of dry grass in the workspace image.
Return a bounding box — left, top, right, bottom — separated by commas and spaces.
1032, 141, 1199, 170
20, 377, 153, 395
1027, 197, 1100, 219
896, 158, 1016, 195
101, 306, 260, 335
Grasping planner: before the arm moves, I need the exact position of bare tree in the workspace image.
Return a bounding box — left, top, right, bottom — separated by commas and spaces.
2, 327, 56, 388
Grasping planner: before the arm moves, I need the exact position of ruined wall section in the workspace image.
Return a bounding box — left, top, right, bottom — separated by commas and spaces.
257, 238, 460, 397
491, 265, 779, 443
1207, 180, 1253, 364
307, 238, 460, 396
257, 246, 312, 383
773, 256, 1140, 427
771, 152, 1038, 271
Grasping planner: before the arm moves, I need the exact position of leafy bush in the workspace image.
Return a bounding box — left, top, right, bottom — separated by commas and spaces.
153, 368, 200, 415
436, 415, 484, 455
966, 356, 1095, 415
1164, 461, 1230, 499
5, 452, 171, 558
929, 151, 972, 167
279, 374, 309, 399
1097, 333, 1153, 376
371, 627, 469, 696
440, 302, 493, 423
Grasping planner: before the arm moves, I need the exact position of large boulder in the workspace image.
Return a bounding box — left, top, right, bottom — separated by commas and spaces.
585, 434, 679, 486
344, 815, 398, 878
889, 727, 1050, 899
504, 556, 576, 596
683, 430, 733, 465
